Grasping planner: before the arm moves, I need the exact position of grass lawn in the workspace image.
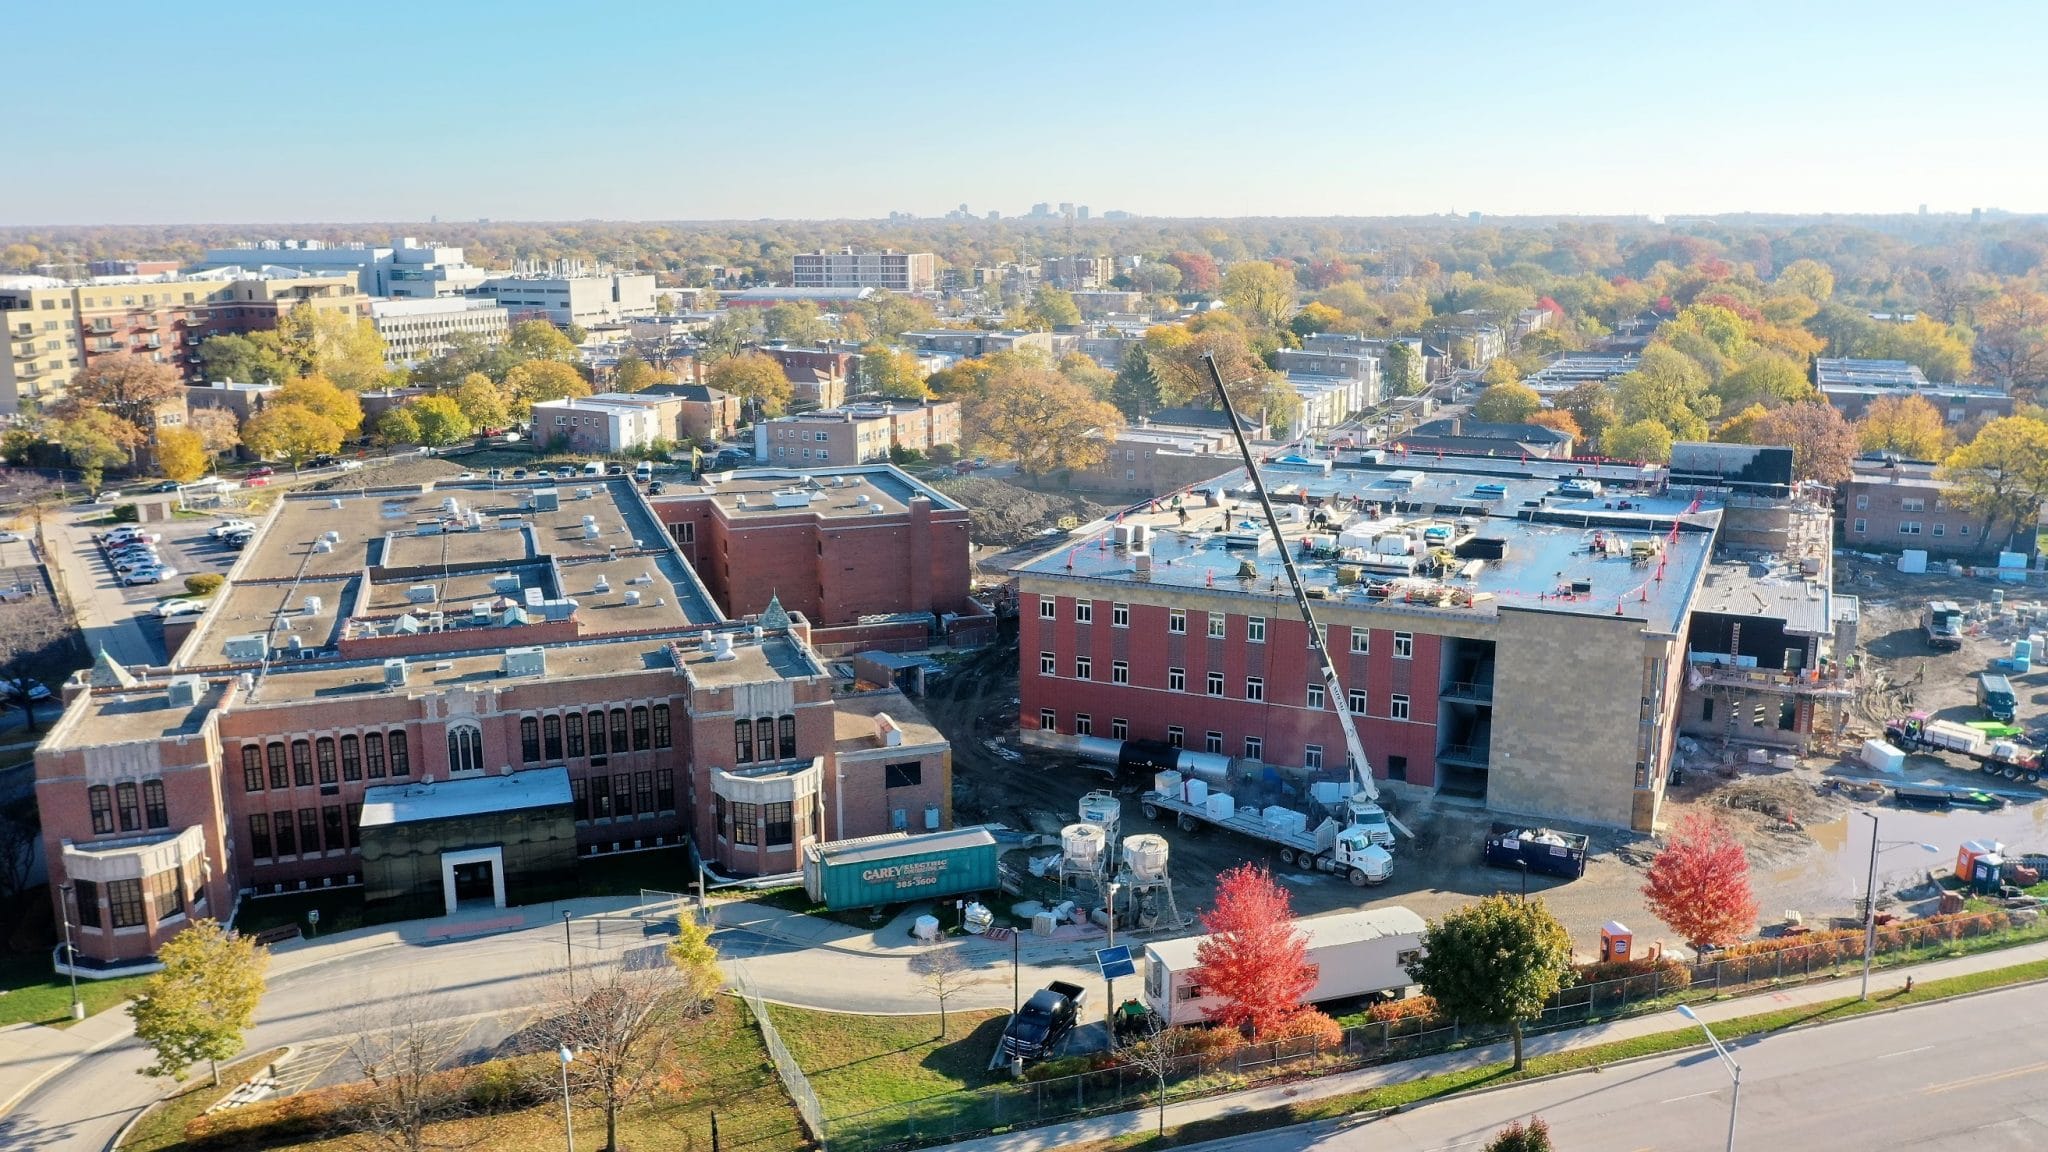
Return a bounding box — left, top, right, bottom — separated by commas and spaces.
766, 1003, 1008, 1121
0, 951, 153, 1029
117, 1048, 286, 1152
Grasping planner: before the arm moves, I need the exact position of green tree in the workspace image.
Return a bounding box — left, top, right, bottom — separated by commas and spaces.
1941, 415, 2048, 542
408, 395, 473, 447
667, 911, 723, 1001
1615, 344, 1717, 441
375, 406, 422, 446
1381, 341, 1423, 395
696, 312, 758, 363
129, 919, 269, 1086
1022, 286, 1081, 329
58, 409, 142, 493
1775, 258, 1836, 303
506, 319, 579, 363
1221, 261, 1297, 330
410, 331, 518, 387
761, 301, 829, 346
1473, 382, 1541, 424
154, 426, 209, 484
196, 333, 288, 384
242, 403, 344, 468
452, 373, 513, 430
1558, 381, 1621, 447
1288, 301, 1345, 338
1864, 317, 1974, 381
1716, 351, 1811, 410
1603, 418, 1676, 462
860, 342, 929, 399
1129, 261, 1182, 296
706, 351, 794, 417
503, 359, 591, 416
276, 374, 366, 438
1406, 895, 1574, 1071
1110, 344, 1162, 420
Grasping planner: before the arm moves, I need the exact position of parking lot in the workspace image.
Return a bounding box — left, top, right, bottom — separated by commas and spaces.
46, 500, 243, 667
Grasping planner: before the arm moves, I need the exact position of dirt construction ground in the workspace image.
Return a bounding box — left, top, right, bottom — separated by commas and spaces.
928, 553, 2048, 958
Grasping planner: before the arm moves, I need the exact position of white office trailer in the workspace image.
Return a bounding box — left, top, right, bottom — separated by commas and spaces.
1142, 906, 1426, 1027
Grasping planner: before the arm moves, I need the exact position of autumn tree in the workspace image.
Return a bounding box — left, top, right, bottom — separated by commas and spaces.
276, 373, 365, 438
965, 360, 1121, 475
1864, 316, 1974, 382
1752, 401, 1858, 485
1715, 403, 1772, 445
761, 301, 829, 346
243, 404, 344, 469
1022, 285, 1081, 330
187, 406, 241, 464
1601, 418, 1675, 463
1221, 261, 1297, 330
612, 350, 666, 393
408, 395, 473, 447
154, 426, 208, 484
536, 960, 694, 1152
1775, 258, 1835, 303
58, 409, 143, 492
503, 359, 591, 416
61, 353, 184, 437
1973, 286, 2048, 388
273, 303, 390, 391
860, 342, 929, 399
1716, 351, 1811, 410
1857, 394, 1949, 460
1556, 380, 1619, 447
452, 372, 512, 430
1192, 864, 1319, 1039
1941, 415, 2048, 542
1408, 895, 1574, 1071
1615, 344, 1717, 441
344, 989, 473, 1152
707, 351, 794, 417
130, 919, 269, 1086
1164, 251, 1220, 294
505, 319, 579, 363
1145, 320, 1288, 423
1473, 382, 1541, 424
1641, 811, 1759, 953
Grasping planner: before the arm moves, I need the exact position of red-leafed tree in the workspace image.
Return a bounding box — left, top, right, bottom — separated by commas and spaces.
1642, 811, 1759, 952
1164, 251, 1221, 295
1192, 864, 1318, 1037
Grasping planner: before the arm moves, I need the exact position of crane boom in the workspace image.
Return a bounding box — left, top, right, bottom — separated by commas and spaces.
1201, 354, 1379, 805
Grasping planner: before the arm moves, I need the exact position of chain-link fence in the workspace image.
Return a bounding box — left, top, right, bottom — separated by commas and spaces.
730, 960, 829, 1149
829, 906, 2045, 1152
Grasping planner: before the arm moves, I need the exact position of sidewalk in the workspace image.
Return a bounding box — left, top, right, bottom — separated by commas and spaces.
940, 936, 2048, 1152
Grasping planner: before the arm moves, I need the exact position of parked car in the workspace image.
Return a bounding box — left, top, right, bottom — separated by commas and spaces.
308, 454, 337, 469
646, 481, 667, 495
511, 468, 529, 480
605, 462, 626, 475
337, 459, 363, 471
535, 469, 556, 480
1002, 981, 1087, 1062
155, 599, 204, 618
148, 480, 182, 493
123, 567, 177, 586
210, 520, 256, 539
248, 465, 275, 478
0, 530, 23, 543
102, 527, 158, 544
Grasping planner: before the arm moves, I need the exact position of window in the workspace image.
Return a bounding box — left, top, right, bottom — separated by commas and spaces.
1248, 616, 1266, 643
1853, 518, 1867, 534
587, 711, 608, 756
1112, 603, 1129, 627
1304, 744, 1324, 770
765, 802, 793, 846
365, 733, 387, 778
388, 731, 410, 776
653, 705, 671, 749
1393, 632, 1413, 659
142, 780, 168, 829
1307, 683, 1325, 710
1039, 598, 1056, 619
242, 746, 264, 793
1208, 612, 1225, 639
1962, 524, 1973, 536
885, 761, 923, 788
89, 785, 114, 834
1387, 755, 1407, 781
1040, 652, 1056, 675
1075, 601, 1092, 624
1901, 497, 1926, 513
73, 880, 100, 930
610, 710, 629, 753
340, 735, 361, 781
1350, 629, 1369, 654
268, 741, 288, 788
1207, 671, 1225, 695
108, 879, 145, 929
778, 716, 796, 759
1900, 521, 1922, 535
656, 769, 674, 811
345, 803, 360, 848
520, 717, 541, 763
116, 782, 140, 832
566, 713, 585, 758
1168, 609, 1186, 634
1039, 708, 1057, 732
449, 725, 483, 774
1245, 677, 1265, 702
1075, 656, 1092, 680
1244, 736, 1264, 760
614, 774, 634, 816
1075, 713, 1093, 736
1349, 689, 1368, 714
735, 719, 754, 763
317, 737, 338, 784
1390, 693, 1411, 721
292, 740, 313, 786
1111, 660, 1129, 684
273, 811, 296, 856
299, 809, 320, 854
1933, 523, 1946, 537
323, 806, 345, 854
543, 715, 563, 760
632, 706, 651, 751
592, 775, 613, 818
1167, 726, 1184, 748
572, 778, 590, 822
1168, 667, 1186, 691
733, 802, 759, 845
1855, 494, 1869, 510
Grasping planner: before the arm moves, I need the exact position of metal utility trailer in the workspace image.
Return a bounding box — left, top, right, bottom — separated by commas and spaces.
1137, 790, 1392, 885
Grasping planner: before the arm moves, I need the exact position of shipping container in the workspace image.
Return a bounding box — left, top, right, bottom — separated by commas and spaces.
801, 827, 1000, 910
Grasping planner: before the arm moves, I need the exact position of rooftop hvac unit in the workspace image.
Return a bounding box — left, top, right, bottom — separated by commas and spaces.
583, 520, 601, 540
393, 613, 422, 634
314, 539, 334, 552
712, 633, 737, 662
492, 573, 522, 593
383, 658, 407, 687
531, 488, 560, 512
523, 587, 544, 607
407, 584, 437, 604
623, 590, 641, 605
868, 504, 885, 515
502, 646, 547, 678
471, 601, 490, 621
322, 530, 340, 544
772, 489, 811, 508
328, 498, 343, 510
303, 595, 323, 615
576, 487, 593, 499
166, 675, 203, 708
594, 575, 611, 593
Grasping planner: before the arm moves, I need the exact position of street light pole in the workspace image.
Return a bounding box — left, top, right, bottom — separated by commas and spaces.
563, 910, 574, 996
1105, 881, 1122, 1036
1859, 811, 1880, 1001
1675, 1005, 1739, 1152
558, 1045, 575, 1152
58, 883, 83, 1021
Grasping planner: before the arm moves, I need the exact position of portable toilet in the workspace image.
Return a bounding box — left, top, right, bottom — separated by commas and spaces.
1972, 853, 2007, 896
1599, 921, 1634, 962
1956, 839, 2004, 883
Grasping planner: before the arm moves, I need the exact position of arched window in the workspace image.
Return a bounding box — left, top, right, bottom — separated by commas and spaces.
291, 740, 313, 786
241, 746, 264, 793
543, 714, 563, 760
448, 725, 484, 775
267, 741, 288, 789
316, 737, 337, 784
364, 732, 387, 778
388, 730, 411, 776
587, 710, 608, 756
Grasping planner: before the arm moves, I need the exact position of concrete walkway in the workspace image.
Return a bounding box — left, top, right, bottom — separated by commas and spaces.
940, 936, 2048, 1152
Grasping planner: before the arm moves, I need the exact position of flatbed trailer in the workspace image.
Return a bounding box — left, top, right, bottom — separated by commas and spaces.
1138, 788, 1393, 885
1886, 713, 2043, 784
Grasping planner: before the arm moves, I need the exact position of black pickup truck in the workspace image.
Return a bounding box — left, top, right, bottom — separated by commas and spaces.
1002, 980, 1087, 1062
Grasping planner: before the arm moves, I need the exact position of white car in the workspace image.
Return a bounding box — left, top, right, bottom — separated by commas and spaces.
210, 520, 256, 539
337, 459, 364, 471
123, 567, 177, 586
155, 598, 204, 618
0, 530, 23, 543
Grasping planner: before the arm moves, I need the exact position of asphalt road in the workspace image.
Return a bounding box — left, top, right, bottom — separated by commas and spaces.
1233, 982, 2048, 1152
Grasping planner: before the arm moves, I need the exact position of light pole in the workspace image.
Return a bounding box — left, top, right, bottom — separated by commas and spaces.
1675, 1004, 1739, 1152
558, 1045, 575, 1152
1856, 812, 1940, 1000
1104, 881, 1122, 1034
57, 883, 83, 1021
562, 910, 574, 996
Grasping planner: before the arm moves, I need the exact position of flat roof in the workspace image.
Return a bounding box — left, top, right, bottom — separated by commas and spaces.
833, 691, 947, 752
677, 632, 825, 688
682, 466, 963, 520
360, 767, 572, 827
814, 826, 995, 866
62, 679, 225, 746
1146, 906, 1427, 968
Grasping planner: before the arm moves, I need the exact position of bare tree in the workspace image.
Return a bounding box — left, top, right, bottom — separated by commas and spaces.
535, 960, 691, 1152
1118, 1018, 1195, 1136
0, 596, 80, 734
344, 990, 477, 1152
908, 945, 977, 1038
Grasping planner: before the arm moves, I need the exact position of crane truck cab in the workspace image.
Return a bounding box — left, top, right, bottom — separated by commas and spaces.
1343, 793, 1395, 848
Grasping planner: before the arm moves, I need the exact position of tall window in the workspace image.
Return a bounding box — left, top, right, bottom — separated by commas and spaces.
1112, 603, 1129, 627
1111, 717, 1128, 740
116, 782, 140, 832
653, 705, 671, 749
587, 710, 608, 756
1390, 693, 1411, 721
1075, 601, 1092, 624
449, 725, 483, 774
248, 814, 272, 859
543, 715, 563, 760
1307, 683, 1325, 710
1208, 612, 1225, 639
291, 740, 313, 786
764, 802, 793, 846
142, 780, 168, 829
520, 717, 541, 763
73, 879, 101, 930
316, 737, 337, 784
1075, 656, 1092, 680
340, 735, 361, 781
364, 732, 387, 778
592, 775, 612, 818
242, 746, 264, 793
1244, 735, 1263, 761
1039, 598, 1055, 619
1169, 609, 1186, 634
268, 741, 288, 789
148, 868, 184, 920
108, 879, 145, 929
387, 731, 410, 776
273, 810, 296, 856
778, 716, 796, 759
572, 778, 589, 822
323, 806, 345, 853
1304, 745, 1324, 770
88, 785, 114, 834
733, 802, 759, 845
566, 713, 585, 758
1349, 689, 1368, 714
1207, 671, 1224, 695
634, 771, 654, 816
1205, 731, 1223, 754
613, 774, 634, 816
735, 719, 754, 763
298, 809, 320, 854
1245, 677, 1264, 702
610, 710, 629, 753
655, 769, 674, 811
631, 706, 650, 751
345, 803, 360, 849
1350, 629, 1369, 655
1167, 726, 1184, 748
1111, 660, 1128, 685
1040, 652, 1056, 675
1075, 713, 1092, 735
1040, 708, 1057, 732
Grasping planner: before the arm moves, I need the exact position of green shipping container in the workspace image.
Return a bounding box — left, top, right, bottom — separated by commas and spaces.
802, 827, 1000, 910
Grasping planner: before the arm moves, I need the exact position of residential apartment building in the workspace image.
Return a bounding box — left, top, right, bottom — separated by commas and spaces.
758, 345, 855, 410
1302, 333, 1425, 394
1041, 255, 1115, 290
195, 238, 489, 298
1429, 314, 1507, 368
184, 379, 279, 423
202, 275, 367, 337
902, 329, 1076, 360
1841, 456, 2026, 559
473, 273, 658, 328
370, 298, 511, 366
791, 248, 937, 293
1815, 357, 2014, 426
72, 279, 216, 384
38, 474, 959, 967
753, 400, 962, 467
636, 382, 741, 443
532, 393, 672, 455
0, 282, 81, 412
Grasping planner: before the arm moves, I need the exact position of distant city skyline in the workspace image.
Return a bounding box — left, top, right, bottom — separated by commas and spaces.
7, 0, 2047, 226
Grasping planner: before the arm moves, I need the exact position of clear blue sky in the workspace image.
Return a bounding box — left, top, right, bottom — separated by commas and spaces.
11, 0, 2046, 224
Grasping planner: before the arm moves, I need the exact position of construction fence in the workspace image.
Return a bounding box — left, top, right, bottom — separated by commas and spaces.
730, 960, 829, 1148
826, 906, 2045, 1152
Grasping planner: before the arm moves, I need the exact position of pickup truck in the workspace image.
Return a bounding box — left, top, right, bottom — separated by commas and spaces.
1002, 980, 1087, 1062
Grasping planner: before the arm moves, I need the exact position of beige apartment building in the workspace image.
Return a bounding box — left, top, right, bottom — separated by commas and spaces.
0, 283, 81, 412
752, 400, 961, 467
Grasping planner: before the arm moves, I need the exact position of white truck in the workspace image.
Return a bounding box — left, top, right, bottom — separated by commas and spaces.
1139, 771, 1394, 886
1142, 906, 1426, 1026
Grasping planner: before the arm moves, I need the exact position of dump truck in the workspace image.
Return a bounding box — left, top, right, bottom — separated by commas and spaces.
1002, 980, 1087, 1062
1142, 907, 1425, 1026
1139, 772, 1394, 886
1923, 601, 1965, 650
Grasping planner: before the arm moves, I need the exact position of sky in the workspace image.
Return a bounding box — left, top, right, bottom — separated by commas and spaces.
8, 0, 2048, 225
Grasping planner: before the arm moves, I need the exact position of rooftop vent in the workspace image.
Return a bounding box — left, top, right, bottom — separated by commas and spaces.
313, 538, 334, 552
224, 634, 267, 661
531, 488, 560, 512
623, 589, 641, 606
166, 675, 203, 708
503, 646, 546, 678
303, 595, 323, 615
407, 584, 437, 604
712, 633, 737, 662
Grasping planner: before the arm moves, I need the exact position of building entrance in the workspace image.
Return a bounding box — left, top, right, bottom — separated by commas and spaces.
452, 859, 496, 905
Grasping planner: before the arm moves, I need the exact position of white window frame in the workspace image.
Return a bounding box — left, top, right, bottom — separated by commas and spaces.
1390, 693, 1411, 721
1245, 676, 1265, 702
1075, 656, 1092, 680
1111, 660, 1129, 685
1168, 667, 1186, 692
1206, 671, 1225, 696
1350, 629, 1369, 654
1244, 736, 1263, 761
1304, 744, 1324, 771
1349, 689, 1368, 714
1168, 609, 1186, 634
1040, 652, 1056, 675
1167, 726, 1184, 748
1110, 717, 1128, 740
1393, 631, 1414, 659
1247, 616, 1266, 643
1075, 713, 1092, 736
1306, 683, 1325, 710
1039, 598, 1055, 619
1112, 602, 1129, 628
1039, 708, 1056, 731
1208, 612, 1225, 639
1204, 731, 1223, 754
1076, 601, 1093, 624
